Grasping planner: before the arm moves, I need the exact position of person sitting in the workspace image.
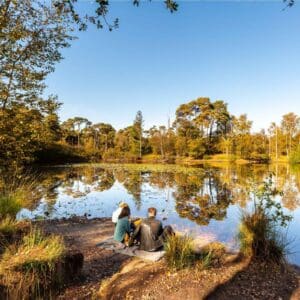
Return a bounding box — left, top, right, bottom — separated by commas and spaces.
113, 206, 131, 245
139, 207, 174, 252
112, 201, 128, 225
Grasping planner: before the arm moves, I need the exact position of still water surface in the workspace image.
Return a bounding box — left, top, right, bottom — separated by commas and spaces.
17, 163, 300, 265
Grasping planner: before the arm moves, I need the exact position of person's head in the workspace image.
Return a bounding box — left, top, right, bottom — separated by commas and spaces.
119, 201, 128, 209
148, 207, 157, 218
118, 206, 131, 219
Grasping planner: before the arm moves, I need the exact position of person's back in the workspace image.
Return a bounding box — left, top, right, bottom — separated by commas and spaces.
139, 208, 163, 251
114, 207, 131, 243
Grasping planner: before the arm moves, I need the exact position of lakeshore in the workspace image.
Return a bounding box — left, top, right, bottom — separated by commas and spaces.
37, 217, 300, 299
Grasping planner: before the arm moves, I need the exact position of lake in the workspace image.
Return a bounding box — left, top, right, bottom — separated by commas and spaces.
17, 163, 300, 265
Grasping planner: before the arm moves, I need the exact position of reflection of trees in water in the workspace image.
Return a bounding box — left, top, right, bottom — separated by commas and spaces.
122, 172, 142, 210
18, 163, 300, 218
173, 172, 233, 226
214, 163, 300, 211
95, 169, 115, 191
148, 172, 175, 190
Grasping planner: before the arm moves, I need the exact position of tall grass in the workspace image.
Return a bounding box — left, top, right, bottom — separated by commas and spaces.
0, 229, 65, 298
0, 216, 18, 236
164, 234, 223, 270
238, 211, 287, 262
164, 234, 196, 270
238, 175, 292, 263
0, 172, 41, 219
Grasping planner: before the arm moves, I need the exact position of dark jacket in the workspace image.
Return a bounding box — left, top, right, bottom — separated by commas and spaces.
139, 217, 163, 251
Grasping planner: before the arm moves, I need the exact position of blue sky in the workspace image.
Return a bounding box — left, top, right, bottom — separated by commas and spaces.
45, 1, 300, 132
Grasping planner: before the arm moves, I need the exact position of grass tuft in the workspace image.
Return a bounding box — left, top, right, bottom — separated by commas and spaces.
0, 216, 18, 236
0, 228, 65, 298
238, 211, 287, 263
164, 234, 196, 270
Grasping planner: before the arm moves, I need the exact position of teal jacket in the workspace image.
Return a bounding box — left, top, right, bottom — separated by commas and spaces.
114, 216, 131, 242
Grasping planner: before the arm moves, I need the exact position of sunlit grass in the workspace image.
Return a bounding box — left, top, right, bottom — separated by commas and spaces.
0, 228, 65, 298
164, 234, 196, 270
0, 216, 18, 236
0, 172, 41, 219
164, 234, 226, 270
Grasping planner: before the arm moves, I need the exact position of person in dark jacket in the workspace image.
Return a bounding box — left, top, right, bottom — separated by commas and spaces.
139, 207, 174, 252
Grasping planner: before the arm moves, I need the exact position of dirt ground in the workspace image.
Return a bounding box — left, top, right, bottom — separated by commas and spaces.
39, 218, 300, 300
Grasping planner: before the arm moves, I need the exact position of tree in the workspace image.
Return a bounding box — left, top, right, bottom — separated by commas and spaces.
0, 0, 73, 109
175, 98, 230, 155
93, 123, 116, 153
72, 117, 90, 147
231, 114, 253, 159
52, 0, 178, 31
281, 113, 300, 157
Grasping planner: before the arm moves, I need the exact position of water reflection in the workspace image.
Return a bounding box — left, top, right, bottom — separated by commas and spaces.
16, 163, 300, 264
17, 164, 300, 220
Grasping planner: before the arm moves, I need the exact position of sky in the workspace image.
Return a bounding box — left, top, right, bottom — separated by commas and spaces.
45, 0, 300, 132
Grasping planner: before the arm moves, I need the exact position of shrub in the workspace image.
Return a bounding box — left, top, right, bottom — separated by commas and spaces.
0, 228, 65, 299
238, 175, 292, 263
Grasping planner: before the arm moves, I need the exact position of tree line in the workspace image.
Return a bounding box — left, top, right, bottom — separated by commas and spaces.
3, 94, 299, 168
54, 99, 300, 164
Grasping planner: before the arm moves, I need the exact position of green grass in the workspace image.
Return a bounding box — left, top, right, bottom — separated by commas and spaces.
164, 234, 196, 270
0, 172, 40, 219
0, 228, 65, 298
0, 194, 22, 220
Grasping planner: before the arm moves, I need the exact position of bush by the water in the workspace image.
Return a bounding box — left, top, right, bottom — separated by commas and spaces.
0, 229, 65, 298
238, 175, 292, 263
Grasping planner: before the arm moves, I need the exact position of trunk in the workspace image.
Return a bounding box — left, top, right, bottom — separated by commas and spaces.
289, 130, 292, 156
160, 134, 164, 158
139, 133, 142, 159
275, 128, 278, 160
286, 135, 288, 157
